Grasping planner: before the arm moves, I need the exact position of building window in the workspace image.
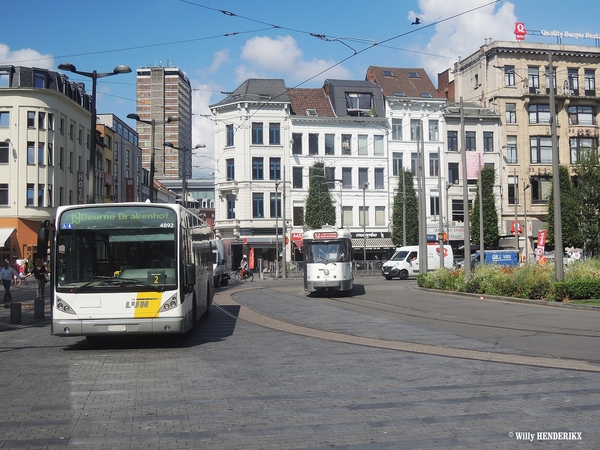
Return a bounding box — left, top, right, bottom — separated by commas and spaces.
429, 153, 439, 177
531, 175, 552, 204
375, 206, 385, 226
374, 135, 384, 156
0, 71, 9, 87
410, 152, 418, 175
345, 92, 373, 116
27, 184, 35, 206
528, 66, 540, 93
251, 122, 263, 145
504, 65, 516, 86
358, 134, 368, 156
392, 118, 403, 140
252, 193, 264, 218
48, 113, 54, 130
448, 162, 459, 185
270, 192, 282, 218
47, 185, 53, 207
568, 68, 579, 94
465, 131, 476, 151
325, 134, 335, 155
342, 134, 352, 155
226, 159, 235, 181
252, 157, 264, 180
545, 67, 557, 94
358, 168, 368, 187
374, 168, 384, 189
342, 206, 353, 226
430, 197, 440, 217
293, 167, 303, 189
508, 175, 518, 205
359, 206, 369, 227
27, 142, 35, 164
47, 143, 53, 166
269, 123, 280, 145
0, 184, 7, 205
292, 133, 302, 154
38, 112, 45, 129
584, 69, 596, 96
529, 104, 550, 124
308, 133, 318, 155
37, 184, 45, 207
568, 106, 596, 125
447, 130, 458, 151
392, 152, 403, 176
530, 136, 553, 164
506, 136, 518, 164
69, 152, 73, 173
227, 196, 235, 219
34, 71, 45, 88
342, 167, 352, 187
0, 142, 7, 164
226, 124, 234, 147
410, 119, 421, 141
27, 111, 35, 128
69, 123, 74, 140
506, 103, 517, 124
0, 111, 8, 127
60, 118, 64, 135
59, 148, 64, 169
483, 131, 494, 152
429, 120, 439, 141
325, 167, 335, 181
38, 142, 45, 165
570, 137, 597, 164
269, 157, 281, 180
293, 206, 304, 227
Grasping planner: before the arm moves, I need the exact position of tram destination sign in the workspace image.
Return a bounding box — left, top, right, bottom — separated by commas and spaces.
313, 232, 338, 240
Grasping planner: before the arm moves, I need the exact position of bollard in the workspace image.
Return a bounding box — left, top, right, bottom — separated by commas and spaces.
34, 299, 45, 319
10, 302, 22, 324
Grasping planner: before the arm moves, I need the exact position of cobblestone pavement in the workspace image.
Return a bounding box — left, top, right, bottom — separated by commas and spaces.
0, 277, 598, 449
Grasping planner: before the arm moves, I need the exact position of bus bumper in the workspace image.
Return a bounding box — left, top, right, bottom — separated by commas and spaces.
52, 318, 187, 336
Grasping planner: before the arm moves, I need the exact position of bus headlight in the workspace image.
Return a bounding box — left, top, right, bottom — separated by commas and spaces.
55, 297, 76, 315
160, 294, 179, 312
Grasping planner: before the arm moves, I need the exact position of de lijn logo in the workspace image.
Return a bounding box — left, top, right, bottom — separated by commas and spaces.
126, 300, 149, 309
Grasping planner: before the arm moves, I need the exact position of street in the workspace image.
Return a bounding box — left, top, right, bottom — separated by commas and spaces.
0, 277, 598, 449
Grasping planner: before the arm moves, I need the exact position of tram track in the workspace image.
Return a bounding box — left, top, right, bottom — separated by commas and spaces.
213, 287, 600, 373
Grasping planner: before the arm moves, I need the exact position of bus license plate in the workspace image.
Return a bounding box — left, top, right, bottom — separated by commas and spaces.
108, 325, 127, 332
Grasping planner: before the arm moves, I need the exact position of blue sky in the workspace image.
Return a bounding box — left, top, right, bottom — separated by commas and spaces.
2, 0, 599, 177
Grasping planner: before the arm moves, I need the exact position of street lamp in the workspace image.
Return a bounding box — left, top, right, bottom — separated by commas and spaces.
58, 62, 131, 203
127, 114, 179, 202
524, 183, 531, 262
363, 181, 369, 262
163, 142, 205, 206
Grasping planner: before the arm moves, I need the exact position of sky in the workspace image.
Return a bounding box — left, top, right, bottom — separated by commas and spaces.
2, 0, 599, 178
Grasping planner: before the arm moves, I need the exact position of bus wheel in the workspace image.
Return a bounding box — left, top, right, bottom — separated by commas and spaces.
399, 270, 409, 280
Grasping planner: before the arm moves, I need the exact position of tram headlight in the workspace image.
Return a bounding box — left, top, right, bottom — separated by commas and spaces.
323, 269, 330, 276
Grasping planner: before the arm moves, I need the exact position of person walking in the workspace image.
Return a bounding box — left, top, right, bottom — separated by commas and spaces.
32, 259, 48, 301
1, 261, 18, 303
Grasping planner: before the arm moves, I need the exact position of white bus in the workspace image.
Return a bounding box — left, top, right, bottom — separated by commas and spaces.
42, 203, 213, 337
303, 226, 353, 295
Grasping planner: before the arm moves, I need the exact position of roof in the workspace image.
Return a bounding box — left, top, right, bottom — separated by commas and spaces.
366, 66, 444, 100
210, 79, 290, 108
288, 88, 335, 117
323, 79, 385, 117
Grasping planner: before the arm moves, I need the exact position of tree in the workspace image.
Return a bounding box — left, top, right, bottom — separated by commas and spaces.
573, 147, 600, 255
304, 162, 336, 230
391, 170, 419, 246
470, 166, 499, 248
546, 165, 583, 250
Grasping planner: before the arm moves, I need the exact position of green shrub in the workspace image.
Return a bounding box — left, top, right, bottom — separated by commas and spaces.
553, 280, 600, 301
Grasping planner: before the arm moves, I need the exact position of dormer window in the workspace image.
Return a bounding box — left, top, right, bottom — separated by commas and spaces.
382, 70, 394, 77
408, 72, 420, 78
394, 91, 406, 97
420, 92, 433, 98
306, 108, 318, 116
345, 92, 373, 116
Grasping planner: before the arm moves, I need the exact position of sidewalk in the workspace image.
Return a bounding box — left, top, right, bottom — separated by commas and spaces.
0, 279, 50, 331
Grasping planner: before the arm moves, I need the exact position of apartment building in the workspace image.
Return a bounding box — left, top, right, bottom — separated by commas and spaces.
0, 65, 93, 261
452, 39, 600, 251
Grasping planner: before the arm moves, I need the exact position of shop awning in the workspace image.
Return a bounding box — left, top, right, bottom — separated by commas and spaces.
0, 228, 15, 246
351, 238, 395, 249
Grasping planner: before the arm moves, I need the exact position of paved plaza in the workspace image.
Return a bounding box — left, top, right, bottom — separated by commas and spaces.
0, 277, 598, 449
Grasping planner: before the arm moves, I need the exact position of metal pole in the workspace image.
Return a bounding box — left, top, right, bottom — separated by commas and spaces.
402, 170, 406, 247
549, 51, 564, 280
460, 98, 471, 279
149, 119, 156, 202
438, 148, 444, 268
90, 71, 98, 203
479, 154, 484, 266
275, 181, 280, 279
363, 181, 368, 262
282, 168, 287, 278
524, 183, 531, 263
514, 167, 519, 251
418, 120, 428, 273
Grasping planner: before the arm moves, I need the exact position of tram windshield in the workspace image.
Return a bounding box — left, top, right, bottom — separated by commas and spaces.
306, 241, 350, 263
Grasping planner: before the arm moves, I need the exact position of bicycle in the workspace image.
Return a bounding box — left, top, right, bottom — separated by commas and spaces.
231, 269, 254, 282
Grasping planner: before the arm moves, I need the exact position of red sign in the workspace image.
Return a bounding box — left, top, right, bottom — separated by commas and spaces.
511, 221, 522, 236
514, 22, 527, 41
435, 247, 449, 258
313, 232, 338, 239
536, 229, 547, 263
249, 248, 255, 270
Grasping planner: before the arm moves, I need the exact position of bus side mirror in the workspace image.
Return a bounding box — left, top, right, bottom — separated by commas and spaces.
37, 220, 50, 260
185, 263, 196, 287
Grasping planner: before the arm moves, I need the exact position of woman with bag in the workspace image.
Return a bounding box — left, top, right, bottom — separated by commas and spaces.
32, 259, 48, 301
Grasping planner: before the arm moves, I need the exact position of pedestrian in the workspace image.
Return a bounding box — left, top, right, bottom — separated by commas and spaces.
32, 259, 48, 301
1, 261, 18, 303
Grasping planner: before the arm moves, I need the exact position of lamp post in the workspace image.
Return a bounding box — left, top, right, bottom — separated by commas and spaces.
524, 183, 531, 263
163, 142, 206, 206
127, 114, 179, 202
514, 167, 519, 252
275, 181, 280, 279
58, 63, 131, 203
362, 181, 369, 262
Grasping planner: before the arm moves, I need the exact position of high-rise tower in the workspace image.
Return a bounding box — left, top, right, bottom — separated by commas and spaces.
135, 65, 192, 182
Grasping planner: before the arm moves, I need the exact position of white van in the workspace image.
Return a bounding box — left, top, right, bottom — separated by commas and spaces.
381, 244, 454, 280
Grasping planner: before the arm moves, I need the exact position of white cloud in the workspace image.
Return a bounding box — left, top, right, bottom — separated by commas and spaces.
210, 49, 230, 73
411, 0, 517, 80
0, 43, 54, 69
190, 81, 217, 179
236, 35, 351, 85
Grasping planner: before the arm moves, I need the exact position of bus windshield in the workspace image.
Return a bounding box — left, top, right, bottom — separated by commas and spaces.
56, 206, 177, 290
